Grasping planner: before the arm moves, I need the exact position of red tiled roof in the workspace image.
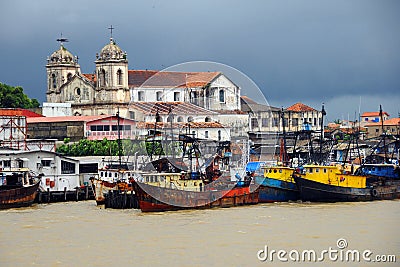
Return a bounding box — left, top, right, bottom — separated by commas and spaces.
0, 108, 43, 118
327, 123, 340, 129
286, 102, 316, 112
130, 102, 217, 115
82, 73, 96, 83
27, 115, 111, 124
361, 111, 389, 117
365, 118, 400, 127
128, 70, 220, 88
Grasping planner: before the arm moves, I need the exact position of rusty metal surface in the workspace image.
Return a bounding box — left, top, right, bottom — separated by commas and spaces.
0, 181, 40, 209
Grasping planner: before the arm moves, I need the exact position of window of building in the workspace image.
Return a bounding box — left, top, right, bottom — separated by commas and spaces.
177, 116, 183, 122
174, 92, 180, 101
76, 88, 81, 96
219, 89, 225, 102
112, 125, 124, 131
156, 91, 163, 101
292, 118, 298, 126
3, 160, 11, 168
52, 73, 57, 89
17, 160, 24, 168
261, 118, 269, 127
138, 91, 144, 101
205, 131, 209, 138
272, 118, 279, 127
41, 160, 51, 167
218, 130, 221, 141
99, 69, 106, 87
117, 69, 123, 85
251, 118, 258, 128
187, 116, 193, 122
61, 160, 76, 174
129, 111, 135, 120
314, 118, 317, 126
205, 117, 211, 122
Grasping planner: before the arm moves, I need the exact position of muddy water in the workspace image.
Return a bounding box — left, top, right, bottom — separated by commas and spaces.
0, 200, 399, 266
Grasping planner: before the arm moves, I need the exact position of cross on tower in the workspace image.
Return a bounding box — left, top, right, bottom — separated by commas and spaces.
56, 33, 69, 46
108, 25, 114, 39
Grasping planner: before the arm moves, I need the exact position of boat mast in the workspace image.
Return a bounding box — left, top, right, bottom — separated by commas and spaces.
169, 104, 175, 158
379, 105, 388, 163
280, 107, 288, 166
319, 103, 326, 164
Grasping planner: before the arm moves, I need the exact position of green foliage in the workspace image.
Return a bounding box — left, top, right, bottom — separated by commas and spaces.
0, 82, 40, 108
56, 138, 149, 157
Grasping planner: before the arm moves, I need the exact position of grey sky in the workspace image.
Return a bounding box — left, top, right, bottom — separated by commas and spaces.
0, 0, 399, 121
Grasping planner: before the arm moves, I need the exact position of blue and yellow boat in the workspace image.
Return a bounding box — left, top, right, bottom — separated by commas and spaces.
254, 165, 299, 202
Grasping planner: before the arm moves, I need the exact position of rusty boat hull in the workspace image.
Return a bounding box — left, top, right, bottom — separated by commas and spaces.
133, 181, 259, 212
0, 181, 40, 209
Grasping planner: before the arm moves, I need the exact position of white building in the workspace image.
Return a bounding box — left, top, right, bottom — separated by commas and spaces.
0, 149, 80, 192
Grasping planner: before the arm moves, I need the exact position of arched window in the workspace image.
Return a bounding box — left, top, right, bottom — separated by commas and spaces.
52, 73, 57, 89
67, 73, 73, 81
156, 116, 163, 122
167, 115, 173, 122
187, 116, 193, 122
177, 116, 183, 122
219, 89, 225, 103
205, 116, 211, 122
99, 69, 106, 87
117, 69, 122, 85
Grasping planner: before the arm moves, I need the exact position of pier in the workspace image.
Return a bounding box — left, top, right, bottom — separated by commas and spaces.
36, 185, 95, 203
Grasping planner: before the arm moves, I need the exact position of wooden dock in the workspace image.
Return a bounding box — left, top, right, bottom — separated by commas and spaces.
36, 185, 95, 203
104, 190, 139, 209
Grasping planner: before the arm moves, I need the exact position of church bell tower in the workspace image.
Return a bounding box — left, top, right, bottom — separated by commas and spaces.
46, 36, 81, 103
95, 26, 129, 104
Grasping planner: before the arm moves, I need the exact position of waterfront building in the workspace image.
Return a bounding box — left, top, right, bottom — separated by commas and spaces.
45, 37, 240, 119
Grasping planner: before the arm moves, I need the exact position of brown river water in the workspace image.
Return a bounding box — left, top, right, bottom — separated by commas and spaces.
1, 200, 399, 267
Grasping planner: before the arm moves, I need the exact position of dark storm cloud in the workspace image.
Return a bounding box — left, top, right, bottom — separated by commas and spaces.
0, 0, 399, 120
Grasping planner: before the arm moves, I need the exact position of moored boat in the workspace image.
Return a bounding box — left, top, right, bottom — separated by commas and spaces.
255, 165, 298, 202
131, 177, 259, 212
90, 167, 135, 205
293, 164, 398, 202
0, 169, 40, 209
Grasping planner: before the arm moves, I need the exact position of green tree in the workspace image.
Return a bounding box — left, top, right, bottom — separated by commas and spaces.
0, 82, 40, 108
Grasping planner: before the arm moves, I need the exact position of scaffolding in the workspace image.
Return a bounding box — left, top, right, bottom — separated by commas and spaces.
0, 115, 27, 150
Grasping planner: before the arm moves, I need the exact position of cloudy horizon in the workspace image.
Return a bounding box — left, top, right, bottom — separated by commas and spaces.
1, 0, 399, 122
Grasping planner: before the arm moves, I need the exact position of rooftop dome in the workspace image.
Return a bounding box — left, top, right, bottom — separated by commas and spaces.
48, 45, 77, 65
97, 38, 127, 61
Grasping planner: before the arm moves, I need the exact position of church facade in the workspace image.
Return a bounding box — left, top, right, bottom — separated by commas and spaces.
45, 37, 241, 120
